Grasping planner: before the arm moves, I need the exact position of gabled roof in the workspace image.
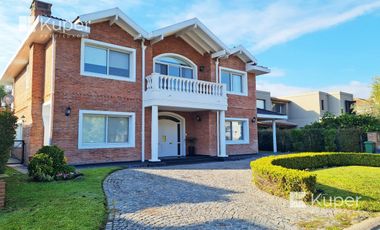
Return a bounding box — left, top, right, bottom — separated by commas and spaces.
74, 7, 149, 39
229, 45, 257, 64
150, 18, 229, 55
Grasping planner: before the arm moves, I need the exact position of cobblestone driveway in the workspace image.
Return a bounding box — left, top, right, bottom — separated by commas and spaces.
103, 157, 358, 229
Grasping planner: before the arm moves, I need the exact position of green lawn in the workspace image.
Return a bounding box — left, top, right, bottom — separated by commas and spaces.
0, 166, 120, 230
314, 166, 380, 211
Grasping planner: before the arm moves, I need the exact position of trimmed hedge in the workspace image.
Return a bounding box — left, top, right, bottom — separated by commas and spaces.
250, 152, 380, 200
258, 128, 365, 152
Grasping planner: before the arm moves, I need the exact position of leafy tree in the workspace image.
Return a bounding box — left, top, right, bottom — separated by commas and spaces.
0, 85, 6, 100
370, 76, 380, 116
0, 110, 18, 174
305, 112, 380, 132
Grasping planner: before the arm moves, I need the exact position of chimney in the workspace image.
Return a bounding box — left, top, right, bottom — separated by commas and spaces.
30, 0, 52, 21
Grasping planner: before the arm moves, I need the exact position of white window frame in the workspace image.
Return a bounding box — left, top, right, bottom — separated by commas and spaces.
219, 67, 248, 96
78, 110, 136, 149
153, 53, 198, 79
225, 118, 250, 145
80, 38, 136, 82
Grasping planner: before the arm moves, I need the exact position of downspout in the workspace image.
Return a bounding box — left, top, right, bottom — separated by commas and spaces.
49, 34, 56, 145
215, 58, 220, 156
141, 39, 146, 162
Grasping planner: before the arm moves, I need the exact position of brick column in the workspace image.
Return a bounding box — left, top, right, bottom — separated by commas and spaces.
0, 180, 5, 208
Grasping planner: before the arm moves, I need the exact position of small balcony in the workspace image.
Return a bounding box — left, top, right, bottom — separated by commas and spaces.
144, 73, 227, 111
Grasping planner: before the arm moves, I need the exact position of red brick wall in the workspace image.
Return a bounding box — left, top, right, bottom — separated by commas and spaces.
0, 180, 5, 208
52, 22, 143, 164
49, 22, 258, 164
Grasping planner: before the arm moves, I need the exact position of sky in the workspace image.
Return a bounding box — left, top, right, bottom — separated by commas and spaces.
0, 0, 379, 98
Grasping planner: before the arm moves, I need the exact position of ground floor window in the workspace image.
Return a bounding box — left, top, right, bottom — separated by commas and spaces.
78, 110, 135, 149
225, 118, 249, 144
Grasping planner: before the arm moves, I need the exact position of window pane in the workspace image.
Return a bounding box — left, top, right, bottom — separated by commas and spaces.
257, 100, 265, 109
232, 74, 242, 93
84, 46, 107, 74
168, 65, 180, 77
109, 50, 130, 77
155, 63, 168, 75
221, 71, 231, 91
82, 114, 106, 144
157, 56, 191, 67
225, 121, 232, 140
107, 116, 129, 143
181, 68, 193, 79
232, 121, 244, 141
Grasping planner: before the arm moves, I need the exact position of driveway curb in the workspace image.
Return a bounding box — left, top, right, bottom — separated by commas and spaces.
345, 216, 380, 230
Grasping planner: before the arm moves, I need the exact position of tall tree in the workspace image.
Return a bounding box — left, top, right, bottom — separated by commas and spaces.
0, 85, 6, 100
371, 76, 380, 116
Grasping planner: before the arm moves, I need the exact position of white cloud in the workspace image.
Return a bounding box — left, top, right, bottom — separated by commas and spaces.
154, 0, 380, 53
265, 67, 286, 78
257, 80, 371, 99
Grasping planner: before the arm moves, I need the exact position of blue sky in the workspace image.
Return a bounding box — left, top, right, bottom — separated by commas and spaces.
1, 0, 379, 98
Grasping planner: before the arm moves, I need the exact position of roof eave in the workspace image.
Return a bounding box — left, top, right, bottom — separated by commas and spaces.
0, 16, 90, 84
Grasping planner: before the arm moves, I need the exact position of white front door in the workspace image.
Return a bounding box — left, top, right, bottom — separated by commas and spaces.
158, 119, 179, 157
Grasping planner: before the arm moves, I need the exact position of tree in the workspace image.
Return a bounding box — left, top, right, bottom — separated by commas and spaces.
0, 110, 18, 174
0, 85, 6, 100
370, 76, 380, 116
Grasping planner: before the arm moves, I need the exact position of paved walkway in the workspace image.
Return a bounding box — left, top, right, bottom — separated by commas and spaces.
103, 157, 366, 230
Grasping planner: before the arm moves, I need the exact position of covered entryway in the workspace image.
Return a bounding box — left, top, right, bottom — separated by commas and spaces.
158, 112, 186, 158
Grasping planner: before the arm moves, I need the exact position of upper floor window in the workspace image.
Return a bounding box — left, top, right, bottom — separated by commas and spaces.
273, 103, 286, 114
220, 67, 248, 96
81, 39, 136, 82
321, 99, 325, 110
154, 54, 197, 79
256, 99, 265, 109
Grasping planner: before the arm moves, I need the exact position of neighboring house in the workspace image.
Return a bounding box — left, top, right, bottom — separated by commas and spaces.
279, 91, 355, 127
0, 1, 270, 164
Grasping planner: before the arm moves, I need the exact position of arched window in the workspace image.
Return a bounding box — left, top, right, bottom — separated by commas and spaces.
154, 54, 197, 79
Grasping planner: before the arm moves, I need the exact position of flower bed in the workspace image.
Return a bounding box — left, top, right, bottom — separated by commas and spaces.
250, 152, 380, 200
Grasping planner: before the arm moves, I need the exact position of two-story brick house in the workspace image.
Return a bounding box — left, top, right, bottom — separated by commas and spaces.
1, 1, 270, 164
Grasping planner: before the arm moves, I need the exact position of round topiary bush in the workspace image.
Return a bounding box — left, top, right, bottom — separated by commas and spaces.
250, 152, 380, 201
28, 153, 55, 182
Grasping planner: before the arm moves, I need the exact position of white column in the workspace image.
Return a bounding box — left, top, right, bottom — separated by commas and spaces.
150, 105, 160, 162
272, 120, 277, 153
219, 110, 227, 157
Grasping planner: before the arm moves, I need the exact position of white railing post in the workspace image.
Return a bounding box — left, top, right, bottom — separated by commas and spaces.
151, 73, 160, 90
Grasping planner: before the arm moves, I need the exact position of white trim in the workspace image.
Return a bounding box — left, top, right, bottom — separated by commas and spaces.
141, 40, 146, 162
225, 118, 250, 145
80, 38, 136, 82
78, 110, 136, 149
42, 101, 52, 146
153, 53, 198, 79
158, 112, 186, 157
257, 113, 288, 120
219, 66, 248, 96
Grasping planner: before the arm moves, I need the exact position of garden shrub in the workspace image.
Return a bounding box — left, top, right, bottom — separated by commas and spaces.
323, 129, 337, 152
36, 145, 66, 174
250, 152, 380, 200
0, 110, 18, 174
28, 145, 76, 182
28, 153, 54, 182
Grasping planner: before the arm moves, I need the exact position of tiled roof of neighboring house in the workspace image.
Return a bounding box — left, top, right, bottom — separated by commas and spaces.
42, 14, 67, 21
271, 97, 290, 103
257, 108, 286, 116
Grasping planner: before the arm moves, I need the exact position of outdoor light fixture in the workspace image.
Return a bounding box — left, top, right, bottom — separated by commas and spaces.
199, 66, 205, 72
251, 116, 256, 123
20, 115, 26, 123
65, 106, 71, 117
195, 115, 201, 122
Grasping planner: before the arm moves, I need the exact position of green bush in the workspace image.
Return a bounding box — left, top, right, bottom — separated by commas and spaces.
28, 153, 54, 182
0, 110, 18, 174
258, 128, 365, 153
28, 146, 76, 182
36, 145, 65, 174
250, 152, 380, 200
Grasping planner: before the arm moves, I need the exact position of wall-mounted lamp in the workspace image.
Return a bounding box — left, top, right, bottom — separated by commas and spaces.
65, 106, 72, 117
251, 116, 256, 123
195, 115, 201, 122
20, 115, 26, 123
199, 66, 205, 72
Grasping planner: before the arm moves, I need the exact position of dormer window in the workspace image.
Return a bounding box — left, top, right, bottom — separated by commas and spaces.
154, 54, 197, 79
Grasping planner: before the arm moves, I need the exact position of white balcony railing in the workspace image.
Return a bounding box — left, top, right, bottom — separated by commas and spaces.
146, 73, 226, 97
144, 73, 227, 111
